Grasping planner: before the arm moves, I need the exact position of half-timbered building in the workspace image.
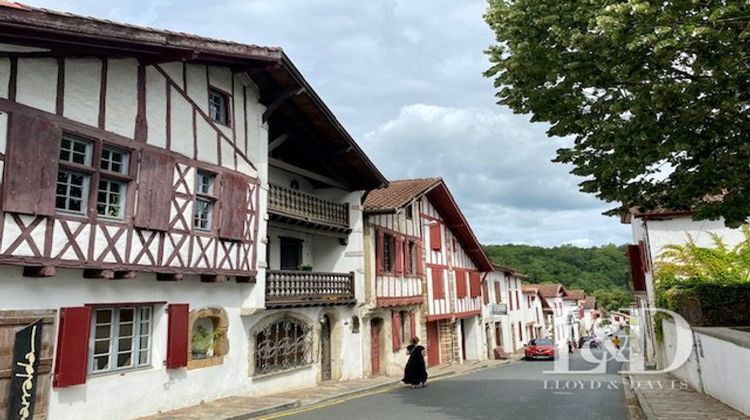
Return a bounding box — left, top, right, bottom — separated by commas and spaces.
362, 178, 492, 371
0, 3, 385, 419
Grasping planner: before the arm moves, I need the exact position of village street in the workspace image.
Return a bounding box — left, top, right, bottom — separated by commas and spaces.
280, 348, 630, 420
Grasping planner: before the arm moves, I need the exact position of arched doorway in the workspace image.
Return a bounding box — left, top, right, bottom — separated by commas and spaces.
321, 314, 332, 381
370, 318, 383, 376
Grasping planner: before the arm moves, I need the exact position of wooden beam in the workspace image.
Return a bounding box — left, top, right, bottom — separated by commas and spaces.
156, 272, 183, 281
262, 87, 306, 123
235, 275, 254, 283
269, 158, 348, 189
83, 269, 115, 279
139, 50, 199, 66
23, 266, 56, 278
200, 274, 226, 283
269, 133, 290, 152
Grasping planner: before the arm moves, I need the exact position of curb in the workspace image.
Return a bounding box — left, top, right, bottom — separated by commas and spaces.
227, 401, 302, 420
627, 375, 655, 420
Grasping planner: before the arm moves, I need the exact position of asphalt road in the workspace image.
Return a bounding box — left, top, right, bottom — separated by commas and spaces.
280, 348, 630, 420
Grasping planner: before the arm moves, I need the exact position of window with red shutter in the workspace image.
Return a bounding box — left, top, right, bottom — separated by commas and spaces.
628, 244, 647, 291
3, 112, 61, 216
482, 281, 489, 304
415, 242, 424, 276
166, 303, 189, 369
219, 173, 249, 240
455, 270, 467, 298
395, 236, 404, 275
431, 267, 444, 299
515, 291, 520, 309
134, 150, 175, 231
375, 229, 384, 274
391, 311, 402, 352
508, 291, 513, 311
470, 272, 481, 298
494, 283, 502, 304
429, 224, 441, 251
409, 311, 416, 339
53, 306, 92, 387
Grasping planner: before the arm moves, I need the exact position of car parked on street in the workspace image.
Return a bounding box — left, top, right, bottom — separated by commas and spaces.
525, 338, 556, 360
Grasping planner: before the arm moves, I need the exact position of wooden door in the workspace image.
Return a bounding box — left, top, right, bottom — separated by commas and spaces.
370, 319, 380, 376
426, 321, 440, 367
1, 310, 56, 420
321, 315, 331, 381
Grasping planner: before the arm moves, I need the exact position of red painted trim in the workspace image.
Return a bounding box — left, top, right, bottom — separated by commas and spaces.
166, 303, 189, 369
426, 262, 449, 269
53, 306, 92, 387
376, 296, 423, 308
426, 309, 481, 322
420, 213, 444, 224
84, 301, 167, 308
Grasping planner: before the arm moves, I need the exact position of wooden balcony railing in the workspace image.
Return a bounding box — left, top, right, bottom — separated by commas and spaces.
266, 270, 356, 308
268, 184, 349, 229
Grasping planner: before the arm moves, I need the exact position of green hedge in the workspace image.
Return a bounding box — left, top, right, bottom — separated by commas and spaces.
656, 277, 750, 328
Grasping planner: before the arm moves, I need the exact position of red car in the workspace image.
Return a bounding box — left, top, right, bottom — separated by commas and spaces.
525, 338, 556, 360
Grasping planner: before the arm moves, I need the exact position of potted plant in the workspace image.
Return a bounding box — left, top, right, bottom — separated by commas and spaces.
191, 325, 214, 359
300, 264, 313, 272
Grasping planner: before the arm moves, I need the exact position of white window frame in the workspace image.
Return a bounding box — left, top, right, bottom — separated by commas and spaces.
96, 178, 127, 220
193, 170, 216, 231
56, 169, 90, 215
89, 306, 152, 375
59, 134, 93, 166
100, 146, 130, 174
208, 88, 230, 125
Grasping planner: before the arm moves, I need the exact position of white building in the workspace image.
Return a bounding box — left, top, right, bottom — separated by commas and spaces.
520, 285, 547, 342
531, 284, 570, 346
0, 4, 387, 419
623, 210, 747, 367
562, 289, 585, 344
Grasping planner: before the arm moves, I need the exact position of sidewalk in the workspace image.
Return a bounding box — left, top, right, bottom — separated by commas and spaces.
142, 356, 522, 419
628, 373, 749, 419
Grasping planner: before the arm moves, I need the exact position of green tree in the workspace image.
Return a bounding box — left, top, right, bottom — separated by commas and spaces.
484, 1, 750, 226
593, 289, 633, 312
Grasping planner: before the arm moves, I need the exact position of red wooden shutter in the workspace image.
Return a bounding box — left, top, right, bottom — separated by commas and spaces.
508, 291, 513, 310
455, 270, 467, 298
375, 229, 385, 274
639, 240, 650, 272
409, 311, 416, 339
470, 272, 481, 298
627, 244, 647, 291
53, 306, 92, 387
219, 173, 249, 240
395, 236, 404, 275
166, 303, 189, 369
482, 278, 489, 304
391, 311, 402, 351
429, 224, 441, 251
134, 149, 175, 231
494, 283, 501, 304
515, 291, 520, 309
415, 242, 424, 276
3, 113, 61, 216
431, 267, 444, 299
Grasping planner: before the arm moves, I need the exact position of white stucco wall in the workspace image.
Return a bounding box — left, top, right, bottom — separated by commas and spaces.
16, 57, 57, 113
0, 267, 256, 420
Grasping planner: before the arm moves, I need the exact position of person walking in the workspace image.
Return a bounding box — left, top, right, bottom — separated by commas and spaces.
402, 336, 428, 388
612, 335, 622, 350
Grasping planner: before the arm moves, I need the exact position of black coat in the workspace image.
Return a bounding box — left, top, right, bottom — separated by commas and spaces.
402, 344, 428, 385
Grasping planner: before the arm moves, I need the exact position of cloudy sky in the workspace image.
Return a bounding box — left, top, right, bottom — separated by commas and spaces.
27, 0, 631, 247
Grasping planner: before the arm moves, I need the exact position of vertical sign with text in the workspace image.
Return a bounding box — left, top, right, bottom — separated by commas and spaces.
7, 319, 43, 420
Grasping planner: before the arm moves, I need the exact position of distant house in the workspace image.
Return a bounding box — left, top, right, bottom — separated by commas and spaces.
363, 178, 493, 370
579, 296, 599, 336
530, 284, 570, 345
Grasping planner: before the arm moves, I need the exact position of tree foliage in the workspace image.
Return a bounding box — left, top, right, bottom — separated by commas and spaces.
484, 1, 750, 226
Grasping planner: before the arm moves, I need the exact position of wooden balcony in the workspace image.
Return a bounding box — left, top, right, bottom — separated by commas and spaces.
266, 270, 356, 308
268, 183, 350, 232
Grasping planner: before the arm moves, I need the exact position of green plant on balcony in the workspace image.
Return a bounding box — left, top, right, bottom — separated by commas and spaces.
300, 264, 313, 272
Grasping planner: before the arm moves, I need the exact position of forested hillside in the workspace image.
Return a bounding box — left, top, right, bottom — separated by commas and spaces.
483, 244, 633, 310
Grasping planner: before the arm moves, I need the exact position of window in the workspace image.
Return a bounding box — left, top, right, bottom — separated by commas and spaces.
208, 88, 230, 125
383, 233, 396, 272
405, 204, 413, 219
405, 240, 416, 274
90, 306, 152, 374
56, 170, 89, 214
56, 135, 131, 219
399, 310, 409, 343
279, 237, 303, 270
193, 171, 216, 231
254, 318, 312, 375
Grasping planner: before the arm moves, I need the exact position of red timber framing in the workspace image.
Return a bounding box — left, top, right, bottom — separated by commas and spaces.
374, 225, 424, 307
0, 99, 260, 280
426, 310, 481, 322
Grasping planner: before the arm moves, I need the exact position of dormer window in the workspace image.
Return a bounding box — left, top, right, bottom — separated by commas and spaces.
208, 88, 230, 125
